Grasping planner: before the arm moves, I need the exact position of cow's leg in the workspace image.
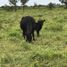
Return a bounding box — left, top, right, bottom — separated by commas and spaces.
23, 32, 25, 39
32, 31, 35, 41
37, 31, 40, 37
30, 34, 32, 42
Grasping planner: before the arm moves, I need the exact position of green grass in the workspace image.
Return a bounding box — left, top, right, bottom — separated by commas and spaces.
0, 7, 67, 67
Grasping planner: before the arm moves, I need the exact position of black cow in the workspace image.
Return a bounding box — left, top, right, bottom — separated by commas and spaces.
20, 16, 45, 42
20, 16, 36, 42
36, 19, 45, 37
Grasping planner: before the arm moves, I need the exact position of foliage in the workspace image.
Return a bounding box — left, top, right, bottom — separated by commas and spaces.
20, 0, 29, 5
48, 2, 55, 9
9, 0, 18, 11
20, 0, 29, 11
59, 0, 67, 8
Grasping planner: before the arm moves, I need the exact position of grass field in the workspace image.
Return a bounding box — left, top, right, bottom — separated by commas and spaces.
0, 7, 67, 67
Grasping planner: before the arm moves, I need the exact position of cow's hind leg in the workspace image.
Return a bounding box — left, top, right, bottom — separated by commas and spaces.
37, 31, 40, 37
32, 32, 35, 41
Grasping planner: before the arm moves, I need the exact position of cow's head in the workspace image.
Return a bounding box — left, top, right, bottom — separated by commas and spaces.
37, 19, 45, 25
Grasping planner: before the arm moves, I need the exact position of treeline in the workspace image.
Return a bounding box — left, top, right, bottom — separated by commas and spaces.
0, 0, 29, 11
0, 0, 67, 11
0, 3, 64, 11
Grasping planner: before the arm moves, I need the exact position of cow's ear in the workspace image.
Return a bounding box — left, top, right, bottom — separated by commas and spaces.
42, 20, 45, 23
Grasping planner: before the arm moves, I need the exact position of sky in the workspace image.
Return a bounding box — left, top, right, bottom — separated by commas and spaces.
0, 0, 61, 6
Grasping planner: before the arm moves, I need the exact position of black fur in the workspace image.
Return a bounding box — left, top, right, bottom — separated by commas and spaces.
36, 19, 45, 37
20, 16, 45, 42
20, 16, 36, 42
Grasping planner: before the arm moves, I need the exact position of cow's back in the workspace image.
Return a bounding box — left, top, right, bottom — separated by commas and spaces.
20, 16, 36, 34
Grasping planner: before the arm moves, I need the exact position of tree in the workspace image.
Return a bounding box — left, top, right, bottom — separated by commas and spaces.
9, 0, 18, 11
20, 0, 29, 11
34, 2, 37, 7
48, 2, 55, 9
59, 0, 67, 8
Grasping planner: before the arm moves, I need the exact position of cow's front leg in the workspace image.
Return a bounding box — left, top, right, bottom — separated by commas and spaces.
23, 32, 25, 39
37, 31, 40, 37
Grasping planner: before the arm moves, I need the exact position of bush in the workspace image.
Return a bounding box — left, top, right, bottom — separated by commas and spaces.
48, 2, 55, 9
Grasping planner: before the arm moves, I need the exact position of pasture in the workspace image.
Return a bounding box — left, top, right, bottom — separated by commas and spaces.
0, 7, 67, 67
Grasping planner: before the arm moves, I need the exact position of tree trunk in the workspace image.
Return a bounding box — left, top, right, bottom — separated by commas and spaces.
65, 3, 67, 8
65, 2, 67, 8
22, 5, 24, 12
15, 4, 17, 11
